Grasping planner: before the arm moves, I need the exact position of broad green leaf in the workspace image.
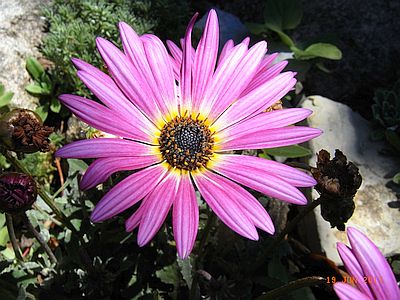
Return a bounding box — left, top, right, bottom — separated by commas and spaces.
294, 43, 342, 60
264, 0, 303, 30
0, 91, 13, 107
393, 172, 400, 184
35, 104, 49, 122
26, 57, 45, 81
1, 247, 15, 260
263, 145, 312, 158
0, 214, 5, 228
156, 265, 179, 285
246, 22, 267, 35
0, 226, 9, 247
25, 83, 46, 95
177, 257, 193, 289
67, 159, 88, 175
275, 29, 295, 48
50, 98, 61, 113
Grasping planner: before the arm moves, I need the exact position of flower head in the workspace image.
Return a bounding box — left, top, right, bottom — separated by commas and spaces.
0, 172, 37, 214
334, 227, 400, 300
56, 10, 321, 258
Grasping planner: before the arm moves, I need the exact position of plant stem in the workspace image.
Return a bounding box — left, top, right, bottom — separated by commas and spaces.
22, 213, 57, 264
253, 197, 322, 269
4, 151, 77, 234
5, 214, 23, 261
256, 276, 326, 300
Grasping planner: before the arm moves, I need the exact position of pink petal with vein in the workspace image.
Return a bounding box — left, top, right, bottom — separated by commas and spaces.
347, 227, 400, 300
192, 9, 219, 112
213, 72, 296, 130
90, 165, 167, 222
193, 170, 259, 240
80, 156, 159, 190
218, 126, 322, 151
56, 138, 155, 158
217, 39, 234, 65
173, 172, 199, 258
212, 155, 308, 204
59, 94, 150, 141
333, 283, 371, 300
137, 173, 180, 246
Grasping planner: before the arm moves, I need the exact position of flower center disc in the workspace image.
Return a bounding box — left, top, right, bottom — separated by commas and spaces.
159, 115, 214, 171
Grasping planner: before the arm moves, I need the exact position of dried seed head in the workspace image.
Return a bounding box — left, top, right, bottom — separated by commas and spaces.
0, 172, 37, 214
311, 149, 362, 231
0, 109, 53, 153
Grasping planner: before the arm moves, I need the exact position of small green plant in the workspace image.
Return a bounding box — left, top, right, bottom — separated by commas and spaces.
0, 84, 13, 109
246, 0, 342, 64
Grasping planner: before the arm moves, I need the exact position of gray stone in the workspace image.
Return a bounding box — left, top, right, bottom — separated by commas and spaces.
0, 0, 48, 110
301, 95, 400, 264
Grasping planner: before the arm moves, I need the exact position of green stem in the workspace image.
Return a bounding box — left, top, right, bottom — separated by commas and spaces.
5, 214, 23, 261
253, 197, 322, 269
256, 276, 326, 300
4, 151, 77, 234
22, 213, 57, 264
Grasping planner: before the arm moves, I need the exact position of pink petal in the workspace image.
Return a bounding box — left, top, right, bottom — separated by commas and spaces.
90, 165, 167, 222
125, 205, 144, 232
337, 242, 374, 299
255, 53, 279, 74
173, 172, 199, 258
96, 37, 162, 122
137, 172, 180, 246
211, 154, 308, 204
141, 34, 177, 117
59, 94, 151, 141
192, 9, 219, 112
56, 138, 155, 158
333, 283, 372, 300
218, 108, 313, 136
192, 170, 259, 240
77, 70, 156, 135
80, 156, 160, 190
212, 72, 296, 131
213, 154, 316, 187
217, 126, 322, 151
217, 39, 234, 65
347, 227, 400, 300
180, 13, 198, 112
166, 40, 182, 80
71, 58, 108, 79
202, 41, 267, 121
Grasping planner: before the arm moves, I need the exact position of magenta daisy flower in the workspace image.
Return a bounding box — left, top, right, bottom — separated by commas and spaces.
56, 10, 321, 258
334, 227, 400, 300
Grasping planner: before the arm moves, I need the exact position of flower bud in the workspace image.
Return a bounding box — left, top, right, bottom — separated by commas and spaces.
0, 172, 37, 214
0, 109, 53, 153
311, 149, 362, 231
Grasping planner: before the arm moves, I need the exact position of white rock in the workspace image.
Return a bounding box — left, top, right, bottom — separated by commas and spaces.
0, 0, 48, 110
302, 95, 400, 264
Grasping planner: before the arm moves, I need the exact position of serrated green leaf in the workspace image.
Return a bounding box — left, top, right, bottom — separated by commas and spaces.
246, 22, 267, 35
264, 0, 303, 31
0, 91, 13, 107
295, 43, 342, 60
26, 57, 45, 81
0, 227, 9, 247
35, 104, 48, 122
156, 265, 179, 285
177, 258, 193, 289
263, 145, 311, 158
50, 98, 61, 113
393, 172, 400, 184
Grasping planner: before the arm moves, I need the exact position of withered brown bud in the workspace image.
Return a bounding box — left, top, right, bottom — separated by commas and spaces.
311, 149, 362, 231
0, 109, 53, 153
0, 172, 37, 214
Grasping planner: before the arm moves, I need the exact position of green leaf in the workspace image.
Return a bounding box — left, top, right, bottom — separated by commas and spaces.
263, 145, 312, 158
156, 265, 179, 285
294, 43, 342, 60
0, 214, 5, 228
259, 151, 272, 159
246, 22, 268, 35
264, 0, 303, 31
0, 83, 4, 96
386, 130, 400, 153
177, 258, 193, 289
0, 91, 13, 107
0, 227, 9, 247
1, 247, 15, 260
393, 172, 400, 184
26, 57, 45, 81
25, 83, 46, 95
35, 104, 49, 122
67, 159, 88, 175
50, 98, 61, 113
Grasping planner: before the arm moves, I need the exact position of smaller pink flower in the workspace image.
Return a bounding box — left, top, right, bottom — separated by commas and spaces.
334, 227, 400, 300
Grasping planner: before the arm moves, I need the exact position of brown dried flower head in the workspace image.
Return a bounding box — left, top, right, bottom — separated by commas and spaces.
311, 149, 362, 231
0, 109, 53, 153
0, 172, 37, 214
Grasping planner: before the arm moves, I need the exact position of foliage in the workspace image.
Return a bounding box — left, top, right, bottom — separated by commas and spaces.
0, 84, 13, 109
372, 79, 400, 130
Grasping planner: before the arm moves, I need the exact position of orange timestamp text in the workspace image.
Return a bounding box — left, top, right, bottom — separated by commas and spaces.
326, 276, 384, 285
